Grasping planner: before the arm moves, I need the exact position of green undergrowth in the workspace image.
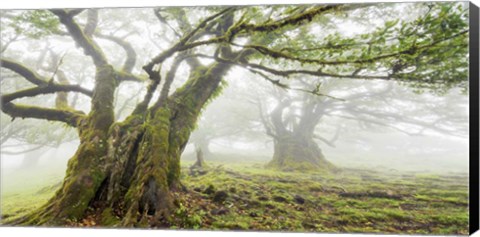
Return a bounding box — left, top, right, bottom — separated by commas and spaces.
176, 160, 469, 235
0, 159, 469, 235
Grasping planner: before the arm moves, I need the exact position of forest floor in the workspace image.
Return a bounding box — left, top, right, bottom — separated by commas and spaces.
0, 158, 469, 235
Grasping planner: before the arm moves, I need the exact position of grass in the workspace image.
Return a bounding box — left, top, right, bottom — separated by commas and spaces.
0, 158, 469, 235
1, 163, 65, 222
176, 159, 469, 235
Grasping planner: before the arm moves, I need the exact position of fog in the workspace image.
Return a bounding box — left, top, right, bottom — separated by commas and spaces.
0, 3, 470, 185
181, 75, 469, 174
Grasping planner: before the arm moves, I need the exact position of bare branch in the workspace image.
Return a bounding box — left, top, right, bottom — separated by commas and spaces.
132, 65, 162, 115
50, 9, 108, 67
1, 58, 48, 85
313, 135, 336, 147
0, 34, 20, 54
1, 102, 85, 127
151, 55, 185, 110
67, 9, 85, 17
1, 58, 93, 98
153, 8, 181, 38
84, 9, 98, 37
114, 71, 147, 83
2, 84, 92, 103
1, 144, 46, 156
95, 33, 137, 72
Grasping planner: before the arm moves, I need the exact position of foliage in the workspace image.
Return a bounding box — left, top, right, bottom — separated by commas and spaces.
9, 10, 61, 39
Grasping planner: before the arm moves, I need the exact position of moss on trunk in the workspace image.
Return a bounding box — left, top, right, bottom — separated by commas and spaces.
267, 135, 337, 172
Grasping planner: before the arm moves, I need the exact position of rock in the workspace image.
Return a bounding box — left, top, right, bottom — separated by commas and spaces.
309, 186, 323, 192
302, 221, 316, 229
230, 194, 241, 201
204, 184, 216, 195
210, 208, 229, 215
212, 190, 228, 203
277, 179, 294, 183
265, 203, 275, 209
296, 206, 305, 211
249, 200, 261, 207
257, 195, 269, 201
272, 196, 288, 203
197, 170, 208, 176
293, 195, 305, 204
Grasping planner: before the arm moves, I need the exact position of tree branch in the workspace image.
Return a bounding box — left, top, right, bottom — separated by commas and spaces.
143, 7, 235, 78
67, 9, 85, 17
151, 55, 185, 110
313, 135, 336, 147
236, 5, 340, 35
1, 58, 47, 85
1, 102, 85, 127
84, 9, 98, 37
1, 58, 93, 100
189, 53, 393, 80
95, 33, 137, 72
50, 9, 108, 67
114, 70, 147, 82
2, 84, 92, 103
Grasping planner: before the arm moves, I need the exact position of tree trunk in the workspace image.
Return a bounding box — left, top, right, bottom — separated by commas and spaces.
193, 138, 212, 159
19, 146, 46, 169
191, 148, 206, 169
266, 134, 336, 172
10, 62, 230, 227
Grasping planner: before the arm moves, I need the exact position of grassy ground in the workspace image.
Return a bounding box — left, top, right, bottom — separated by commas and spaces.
0, 163, 64, 222
0, 159, 469, 235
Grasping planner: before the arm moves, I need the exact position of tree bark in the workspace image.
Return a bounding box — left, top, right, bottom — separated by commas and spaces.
267, 134, 336, 172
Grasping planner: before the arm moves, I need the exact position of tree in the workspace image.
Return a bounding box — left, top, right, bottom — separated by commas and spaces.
0, 3, 468, 226
257, 78, 468, 172
1, 41, 78, 169
189, 84, 268, 160
256, 79, 350, 172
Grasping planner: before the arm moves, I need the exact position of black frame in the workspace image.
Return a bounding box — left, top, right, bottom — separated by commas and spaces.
470, 2, 480, 235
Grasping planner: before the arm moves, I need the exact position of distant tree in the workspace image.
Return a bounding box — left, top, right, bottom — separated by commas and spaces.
189, 85, 267, 159
256, 78, 468, 172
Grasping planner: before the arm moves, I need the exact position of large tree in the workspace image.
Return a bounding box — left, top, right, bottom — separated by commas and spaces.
256, 78, 468, 172
0, 3, 468, 226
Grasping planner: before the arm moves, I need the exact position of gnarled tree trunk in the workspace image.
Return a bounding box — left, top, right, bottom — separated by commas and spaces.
267, 134, 335, 172
12, 62, 230, 227
262, 97, 337, 172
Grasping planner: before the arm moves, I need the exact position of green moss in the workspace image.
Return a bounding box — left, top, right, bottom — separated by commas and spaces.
89, 64, 117, 132
100, 208, 120, 226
